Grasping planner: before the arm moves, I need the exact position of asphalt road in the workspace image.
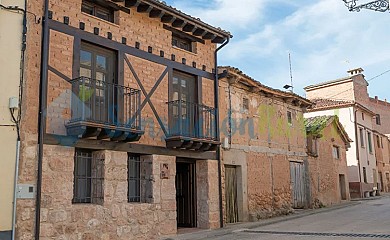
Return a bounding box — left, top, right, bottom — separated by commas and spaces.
211, 196, 390, 240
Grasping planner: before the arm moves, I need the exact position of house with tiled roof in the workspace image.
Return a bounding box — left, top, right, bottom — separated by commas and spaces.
305, 115, 352, 206
217, 66, 312, 222
304, 68, 389, 198
7, 0, 233, 238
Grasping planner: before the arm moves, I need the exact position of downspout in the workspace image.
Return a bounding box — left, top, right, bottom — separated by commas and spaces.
12, 0, 27, 238
353, 109, 362, 197
215, 37, 230, 228
36, 0, 49, 238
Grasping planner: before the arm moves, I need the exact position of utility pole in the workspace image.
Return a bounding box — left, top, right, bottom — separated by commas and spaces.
342, 0, 389, 12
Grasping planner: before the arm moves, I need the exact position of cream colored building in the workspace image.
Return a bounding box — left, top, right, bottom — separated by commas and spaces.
0, 0, 25, 238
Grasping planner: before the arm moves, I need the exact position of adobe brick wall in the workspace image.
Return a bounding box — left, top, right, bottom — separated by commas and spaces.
369, 97, 390, 135
308, 123, 350, 207
219, 76, 307, 222
306, 80, 355, 101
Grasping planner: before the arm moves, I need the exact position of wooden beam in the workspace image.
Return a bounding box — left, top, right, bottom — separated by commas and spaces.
193, 28, 206, 36
112, 0, 124, 2
212, 36, 225, 44
161, 14, 176, 23
137, 4, 153, 13
48, 20, 214, 80
182, 23, 195, 32
149, 9, 164, 18
172, 19, 186, 28
125, 0, 140, 7
44, 134, 217, 160
203, 32, 217, 40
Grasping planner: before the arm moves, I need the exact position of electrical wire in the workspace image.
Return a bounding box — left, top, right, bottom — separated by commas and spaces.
0, 4, 40, 23
367, 69, 390, 82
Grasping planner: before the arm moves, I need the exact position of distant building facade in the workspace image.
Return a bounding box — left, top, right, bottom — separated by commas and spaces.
304, 68, 390, 198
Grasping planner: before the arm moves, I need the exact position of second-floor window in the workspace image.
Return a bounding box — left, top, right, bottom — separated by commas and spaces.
367, 131, 373, 153
81, 0, 115, 23
287, 111, 293, 126
243, 97, 249, 111
360, 128, 365, 148
332, 146, 340, 159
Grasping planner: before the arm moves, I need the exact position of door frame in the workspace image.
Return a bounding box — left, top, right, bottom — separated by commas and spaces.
176, 158, 197, 228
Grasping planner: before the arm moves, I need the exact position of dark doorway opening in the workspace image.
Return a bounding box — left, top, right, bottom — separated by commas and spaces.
176, 160, 197, 228
225, 165, 239, 223
339, 174, 347, 200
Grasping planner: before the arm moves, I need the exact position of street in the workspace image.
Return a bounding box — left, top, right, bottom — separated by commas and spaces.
176, 196, 390, 240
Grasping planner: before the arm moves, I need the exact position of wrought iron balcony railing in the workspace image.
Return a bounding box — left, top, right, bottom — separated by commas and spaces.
167, 100, 217, 141
67, 77, 142, 141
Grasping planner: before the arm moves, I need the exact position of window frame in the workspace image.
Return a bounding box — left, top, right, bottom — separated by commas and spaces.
376, 114, 381, 125
332, 145, 340, 159
73, 149, 104, 204
172, 34, 195, 53
359, 128, 365, 148
287, 111, 293, 126
81, 0, 115, 23
367, 131, 373, 154
128, 154, 141, 203
243, 97, 249, 111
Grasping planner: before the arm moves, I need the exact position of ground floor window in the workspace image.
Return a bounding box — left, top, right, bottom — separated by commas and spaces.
128, 154, 141, 202
73, 149, 104, 204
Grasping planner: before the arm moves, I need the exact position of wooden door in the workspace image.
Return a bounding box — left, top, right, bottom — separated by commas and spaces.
169, 71, 197, 136
339, 174, 347, 200
225, 165, 239, 223
79, 43, 116, 123
176, 161, 196, 228
290, 162, 306, 209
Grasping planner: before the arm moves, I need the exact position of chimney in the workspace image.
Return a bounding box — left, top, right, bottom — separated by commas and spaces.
375, 96, 378, 101
347, 67, 364, 76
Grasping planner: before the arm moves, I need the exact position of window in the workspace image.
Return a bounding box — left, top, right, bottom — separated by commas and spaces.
368, 131, 373, 153
332, 146, 340, 159
376, 135, 381, 148
386, 173, 390, 183
307, 136, 318, 156
73, 149, 104, 204
376, 114, 381, 125
287, 111, 292, 126
243, 97, 249, 111
172, 34, 194, 52
359, 128, 364, 148
363, 167, 367, 183
81, 0, 115, 23
362, 112, 365, 121
380, 137, 383, 149
128, 154, 141, 202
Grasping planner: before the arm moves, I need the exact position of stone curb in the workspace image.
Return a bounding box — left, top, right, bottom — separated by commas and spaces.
163, 201, 361, 240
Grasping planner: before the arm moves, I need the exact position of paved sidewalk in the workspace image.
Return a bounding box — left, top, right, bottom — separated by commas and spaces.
162, 201, 362, 240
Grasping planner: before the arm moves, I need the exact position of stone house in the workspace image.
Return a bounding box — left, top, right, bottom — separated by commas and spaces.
14, 0, 231, 239
304, 68, 389, 198
218, 67, 312, 223
305, 115, 352, 207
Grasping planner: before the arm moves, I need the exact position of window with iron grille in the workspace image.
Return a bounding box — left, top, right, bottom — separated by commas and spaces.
128, 154, 141, 202
81, 0, 115, 23
73, 149, 104, 204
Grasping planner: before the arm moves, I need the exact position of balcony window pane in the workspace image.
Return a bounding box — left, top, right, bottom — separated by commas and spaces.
80, 50, 92, 67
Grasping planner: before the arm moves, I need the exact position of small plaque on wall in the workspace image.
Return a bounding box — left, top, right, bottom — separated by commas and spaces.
161, 163, 170, 179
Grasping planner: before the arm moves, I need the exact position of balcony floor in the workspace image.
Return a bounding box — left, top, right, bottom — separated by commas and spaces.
165, 136, 220, 151
66, 121, 144, 142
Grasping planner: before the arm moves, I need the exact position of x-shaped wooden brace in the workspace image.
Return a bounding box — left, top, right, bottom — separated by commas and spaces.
125, 56, 169, 136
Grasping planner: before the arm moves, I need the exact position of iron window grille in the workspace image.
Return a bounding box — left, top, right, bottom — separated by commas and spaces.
128, 154, 141, 202
81, 0, 115, 23
73, 149, 104, 204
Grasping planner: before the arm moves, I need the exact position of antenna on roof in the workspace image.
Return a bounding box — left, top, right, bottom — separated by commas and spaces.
283, 52, 294, 93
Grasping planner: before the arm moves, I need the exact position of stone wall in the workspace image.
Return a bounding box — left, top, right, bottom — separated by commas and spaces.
17, 145, 177, 239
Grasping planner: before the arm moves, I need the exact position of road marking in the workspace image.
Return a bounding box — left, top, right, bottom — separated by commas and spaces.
243, 230, 390, 238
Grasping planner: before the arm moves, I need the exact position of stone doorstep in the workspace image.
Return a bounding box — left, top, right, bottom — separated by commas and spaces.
163, 201, 361, 240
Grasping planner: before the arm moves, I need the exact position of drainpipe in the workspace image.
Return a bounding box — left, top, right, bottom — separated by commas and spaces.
35, 0, 49, 238
214, 37, 230, 228
11, 141, 20, 240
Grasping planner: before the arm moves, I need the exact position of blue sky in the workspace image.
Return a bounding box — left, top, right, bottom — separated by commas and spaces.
165, 0, 390, 101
